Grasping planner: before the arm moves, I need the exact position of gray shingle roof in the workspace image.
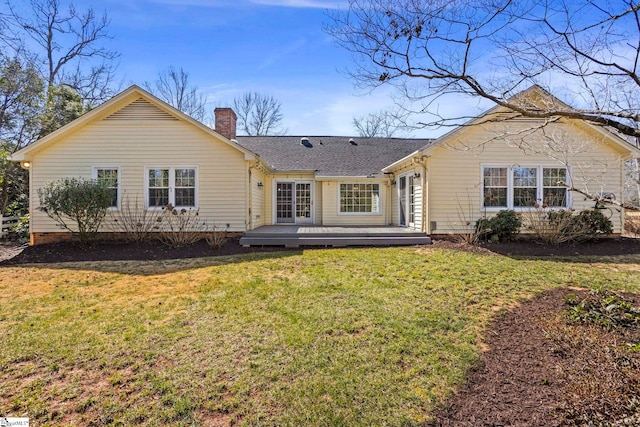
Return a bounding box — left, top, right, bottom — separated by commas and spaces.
234, 136, 433, 177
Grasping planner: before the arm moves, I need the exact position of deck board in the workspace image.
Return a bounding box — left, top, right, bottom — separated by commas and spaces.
240, 226, 432, 247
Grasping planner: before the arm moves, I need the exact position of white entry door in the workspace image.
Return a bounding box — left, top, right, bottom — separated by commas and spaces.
276, 181, 313, 224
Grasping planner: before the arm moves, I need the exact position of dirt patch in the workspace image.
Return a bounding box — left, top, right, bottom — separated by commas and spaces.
431, 288, 640, 426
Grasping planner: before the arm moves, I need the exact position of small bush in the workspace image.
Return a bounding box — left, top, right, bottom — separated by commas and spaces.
575, 209, 613, 235
108, 195, 161, 243
11, 213, 29, 243
204, 225, 228, 249
523, 207, 613, 245
38, 177, 113, 243
625, 212, 640, 237
476, 210, 521, 242
157, 204, 207, 248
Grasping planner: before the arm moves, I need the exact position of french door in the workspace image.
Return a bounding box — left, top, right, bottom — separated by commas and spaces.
276, 181, 313, 224
398, 174, 416, 227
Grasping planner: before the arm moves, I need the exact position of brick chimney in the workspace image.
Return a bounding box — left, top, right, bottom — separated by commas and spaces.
214, 108, 237, 140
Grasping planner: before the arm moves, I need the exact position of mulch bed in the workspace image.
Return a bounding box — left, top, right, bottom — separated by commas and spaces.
477, 237, 640, 258
0, 237, 294, 265
1, 236, 639, 265
431, 288, 640, 427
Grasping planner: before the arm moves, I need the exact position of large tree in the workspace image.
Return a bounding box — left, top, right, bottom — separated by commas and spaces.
328, 0, 640, 140
233, 92, 285, 136
6, 0, 119, 105
0, 54, 44, 214
143, 66, 208, 122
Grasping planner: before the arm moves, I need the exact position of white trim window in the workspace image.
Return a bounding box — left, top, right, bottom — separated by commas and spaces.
542, 168, 568, 208
483, 167, 508, 207
339, 183, 380, 214
482, 165, 569, 209
93, 166, 120, 209
513, 167, 537, 207
146, 167, 197, 209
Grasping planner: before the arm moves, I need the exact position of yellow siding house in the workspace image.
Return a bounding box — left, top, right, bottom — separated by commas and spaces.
10, 85, 640, 245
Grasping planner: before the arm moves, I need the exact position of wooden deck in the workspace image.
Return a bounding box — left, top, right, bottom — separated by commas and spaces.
239, 225, 432, 248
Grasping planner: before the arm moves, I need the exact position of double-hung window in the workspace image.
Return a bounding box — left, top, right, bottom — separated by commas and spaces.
512, 167, 537, 207
542, 168, 568, 207
147, 167, 197, 209
483, 167, 508, 207
482, 165, 569, 209
93, 166, 120, 209
339, 183, 380, 214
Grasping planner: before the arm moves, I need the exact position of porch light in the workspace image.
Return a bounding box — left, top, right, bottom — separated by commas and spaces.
413, 172, 421, 179
20, 161, 31, 169
257, 182, 264, 189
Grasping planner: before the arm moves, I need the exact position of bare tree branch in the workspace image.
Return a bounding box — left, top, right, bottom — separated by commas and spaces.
327, 0, 640, 138
352, 110, 406, 137
232, 92, 286, 136
144, 66, 208, 122
6, 0, 120, 104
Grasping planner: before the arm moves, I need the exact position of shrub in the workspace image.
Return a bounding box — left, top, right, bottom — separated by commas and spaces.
11, 213, 29, 243
476, 210, 522, 242
157, 204, 207, 248
575, 209, 613, 235
204, 224, 228, 249
108, 195, 161, 243
624, 212, 640, 237
523, 207, 613, 245
38, 177, 113, 243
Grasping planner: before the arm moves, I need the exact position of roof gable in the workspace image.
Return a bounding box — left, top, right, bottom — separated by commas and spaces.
10, 85, 255, 161
384, 85, 640, 170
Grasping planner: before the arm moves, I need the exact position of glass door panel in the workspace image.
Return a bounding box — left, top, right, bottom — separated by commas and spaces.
276, 182, 295, 224
295, 182, 313, 224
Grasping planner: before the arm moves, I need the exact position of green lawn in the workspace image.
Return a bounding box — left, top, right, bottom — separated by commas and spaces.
1, 247, 639, 426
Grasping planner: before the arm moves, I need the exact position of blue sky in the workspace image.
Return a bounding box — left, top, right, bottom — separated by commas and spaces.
70, 0, 429, 136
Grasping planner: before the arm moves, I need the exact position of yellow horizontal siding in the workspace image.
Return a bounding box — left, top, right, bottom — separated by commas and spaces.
427, 120, 627, 234
321, 180, 389, 226
315, 181, 323, 224
31, 119, 248, 233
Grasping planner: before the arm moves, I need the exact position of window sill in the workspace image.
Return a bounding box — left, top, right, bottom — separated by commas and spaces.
338, 212, 382, 216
